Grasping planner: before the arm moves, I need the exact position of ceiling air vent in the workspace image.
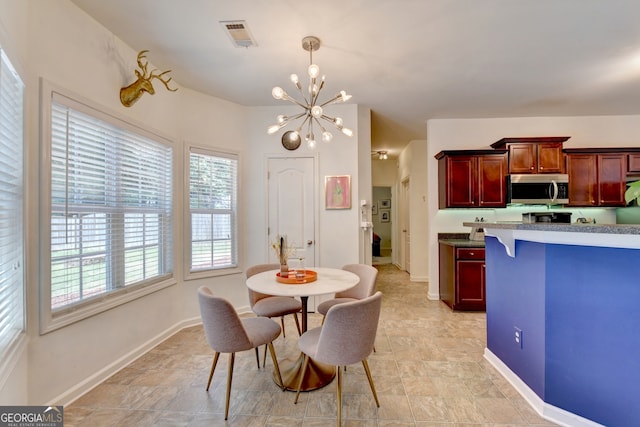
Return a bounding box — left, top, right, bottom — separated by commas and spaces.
220, 20, 257, 48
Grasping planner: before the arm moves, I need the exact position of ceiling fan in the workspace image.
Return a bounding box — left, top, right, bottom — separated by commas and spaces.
372, 151, 388, 160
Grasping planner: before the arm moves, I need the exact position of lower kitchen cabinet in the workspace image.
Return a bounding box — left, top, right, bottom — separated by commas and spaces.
439, 242, 486, 311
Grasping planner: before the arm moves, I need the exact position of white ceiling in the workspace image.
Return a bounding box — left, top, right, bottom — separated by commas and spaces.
71, 0, 640, 157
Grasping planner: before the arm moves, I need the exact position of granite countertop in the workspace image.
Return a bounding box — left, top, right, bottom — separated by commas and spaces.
438, 232, 486, 247
439, 239, 486, 247
462, 222, 640, 235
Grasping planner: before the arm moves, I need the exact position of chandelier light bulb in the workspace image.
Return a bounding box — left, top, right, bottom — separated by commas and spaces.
340, 90, 352, 102
290, 74, 302, 91
342, 127, 354, 137
308, 64, 320, 79
272, 86, 285, 100
322, 131, 333, 143
311, 105, 323, 117
306, 131, 316, 147
267, 124, 281, 135
334, 117, 343, 127
277, 115, 287, 124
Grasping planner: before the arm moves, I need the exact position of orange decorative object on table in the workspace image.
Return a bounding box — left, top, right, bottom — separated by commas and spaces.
276, 270, 317, 284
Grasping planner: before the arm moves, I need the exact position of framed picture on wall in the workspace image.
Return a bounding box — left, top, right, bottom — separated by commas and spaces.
372, 203, 378, 215
380, 199, 391, 209
381, 210, 390, 222
325, 175, 351, 209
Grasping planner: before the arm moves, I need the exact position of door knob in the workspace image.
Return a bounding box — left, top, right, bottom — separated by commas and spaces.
307, 240, 313, 245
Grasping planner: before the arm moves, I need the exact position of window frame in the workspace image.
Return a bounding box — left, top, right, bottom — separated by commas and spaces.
184, 144, 242, 280
0, 46, 26, 386
39, 79, 177, 334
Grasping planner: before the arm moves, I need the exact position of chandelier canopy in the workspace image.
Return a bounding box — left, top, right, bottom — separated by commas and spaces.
267, 36, 353, 149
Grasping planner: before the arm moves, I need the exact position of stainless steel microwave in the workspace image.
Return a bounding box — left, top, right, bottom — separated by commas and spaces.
507, 174, 569, 204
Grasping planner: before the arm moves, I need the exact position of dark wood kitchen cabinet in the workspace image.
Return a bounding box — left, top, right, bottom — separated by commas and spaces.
435, 150, 508, 208
491, 136, 569, 174
439, 243, 485, 311
566, 152, 626, 207
629, 153, 640, 174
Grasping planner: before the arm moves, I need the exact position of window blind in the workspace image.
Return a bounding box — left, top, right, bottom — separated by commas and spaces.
0, 49, 25, 356
189, 148, 238, 271
50, 95, 173, 311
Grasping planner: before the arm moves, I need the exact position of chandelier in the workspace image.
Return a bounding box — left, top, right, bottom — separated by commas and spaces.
267, 36, 353, 149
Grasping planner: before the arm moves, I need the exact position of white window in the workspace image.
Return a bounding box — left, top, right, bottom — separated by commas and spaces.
41, 86, 174, 332
0, 48, 25, 361
188, 147, 238, 274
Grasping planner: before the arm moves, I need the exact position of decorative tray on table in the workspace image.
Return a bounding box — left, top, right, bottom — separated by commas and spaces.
276, 270, 317, 284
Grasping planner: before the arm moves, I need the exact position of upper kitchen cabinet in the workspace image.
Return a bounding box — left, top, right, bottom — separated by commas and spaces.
435, 150, 508, 208
491, 136, 570, 174
565, 150, 626, 207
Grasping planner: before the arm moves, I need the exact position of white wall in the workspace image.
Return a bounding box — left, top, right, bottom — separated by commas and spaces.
372, 158, 397, 187
396, 140, 429, 282
426, 116, 640, 299
357, 105, 374, 265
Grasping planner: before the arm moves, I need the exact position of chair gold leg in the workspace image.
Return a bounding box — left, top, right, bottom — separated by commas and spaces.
293, 312, 301, 335
263, 344, 268, 368
206, 352, 220, 391
267, 342, 285, 391
336, 365, 342, 427
294, 354, 310, 404
362, 359, 380, 407
224, 353, 235, 420
281, 316, 286, 337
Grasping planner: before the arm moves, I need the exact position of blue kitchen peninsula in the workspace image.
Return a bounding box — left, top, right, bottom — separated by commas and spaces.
465, 222, 640, 427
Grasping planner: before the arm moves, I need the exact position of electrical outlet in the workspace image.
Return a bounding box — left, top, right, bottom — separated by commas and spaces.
514, 327, 523, 349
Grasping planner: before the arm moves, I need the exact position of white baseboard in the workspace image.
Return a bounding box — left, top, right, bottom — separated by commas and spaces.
427, 290, 440, 301
52, 316, 202, 407
484, 349, 604, 427
409, 274, 428, 282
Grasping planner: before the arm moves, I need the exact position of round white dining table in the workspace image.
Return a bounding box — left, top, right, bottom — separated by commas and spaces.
246, 266, 359, 391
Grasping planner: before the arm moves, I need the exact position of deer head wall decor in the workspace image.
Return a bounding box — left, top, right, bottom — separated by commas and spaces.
120, 50, 177, 107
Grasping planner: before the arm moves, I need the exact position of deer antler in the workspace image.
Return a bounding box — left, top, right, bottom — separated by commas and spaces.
120, 50, 178, 107
150, 69, 178, 92
136, 50, 150, 76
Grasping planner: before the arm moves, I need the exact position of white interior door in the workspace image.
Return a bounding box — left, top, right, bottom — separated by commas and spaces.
267, 157, 316, 267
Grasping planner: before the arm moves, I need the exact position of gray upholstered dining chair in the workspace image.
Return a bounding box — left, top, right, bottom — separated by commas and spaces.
294, 291, 383, 427
316, 263, 378, 320
198, 286, 284, 420
247, 263, 302, 366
